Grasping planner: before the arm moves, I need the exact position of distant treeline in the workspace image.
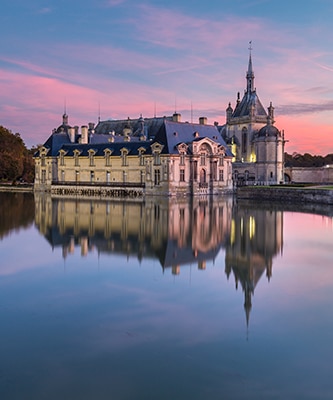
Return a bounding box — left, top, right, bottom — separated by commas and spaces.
284, 152, 333, 168
0, 125, 35, 183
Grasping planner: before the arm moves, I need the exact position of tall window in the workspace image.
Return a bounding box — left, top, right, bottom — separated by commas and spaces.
180, 153, 185, 166
242, 128, 247, 154
153, 151, 161, 166
193, 161, 198, 181
180, 169, 185, 182
200, 153, 206, 166
219, 169, 224, 181
219, 155, 224, 167
41, 154, 46, 167
212, 161, 217, 181
154, 169, 160, 185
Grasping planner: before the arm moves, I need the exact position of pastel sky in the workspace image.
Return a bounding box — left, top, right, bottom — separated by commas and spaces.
1, 0, 333, 154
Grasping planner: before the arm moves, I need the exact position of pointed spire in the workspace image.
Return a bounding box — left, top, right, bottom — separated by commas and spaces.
246, 41, 255, 94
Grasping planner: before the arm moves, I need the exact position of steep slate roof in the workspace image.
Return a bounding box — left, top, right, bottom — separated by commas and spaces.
95, 116, 173, 139
232, 91, 267, 118
35, 132, 72, 157
153, 120, 233, 157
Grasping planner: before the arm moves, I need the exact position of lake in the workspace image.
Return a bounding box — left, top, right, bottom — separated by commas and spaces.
0, 192, 333, 400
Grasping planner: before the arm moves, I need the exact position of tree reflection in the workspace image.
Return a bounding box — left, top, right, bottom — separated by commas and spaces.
0, 192, 35, 239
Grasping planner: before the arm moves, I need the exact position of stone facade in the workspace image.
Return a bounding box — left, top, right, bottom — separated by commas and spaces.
34, 115, 234, 197
220, 51, 286, 185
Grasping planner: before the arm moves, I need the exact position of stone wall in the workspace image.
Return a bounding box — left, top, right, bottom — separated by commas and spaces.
237, 186, 333, 205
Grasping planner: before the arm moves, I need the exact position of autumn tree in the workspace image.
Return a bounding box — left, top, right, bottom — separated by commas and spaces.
0, 125, 35, 183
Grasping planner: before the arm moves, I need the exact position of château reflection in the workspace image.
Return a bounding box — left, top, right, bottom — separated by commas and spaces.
226, 201, 283, 325
34, 194, 284, 323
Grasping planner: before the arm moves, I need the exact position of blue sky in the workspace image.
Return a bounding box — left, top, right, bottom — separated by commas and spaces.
1, 0, 333, 154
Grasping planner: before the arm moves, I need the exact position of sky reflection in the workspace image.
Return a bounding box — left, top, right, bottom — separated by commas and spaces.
1, 193, 333, 399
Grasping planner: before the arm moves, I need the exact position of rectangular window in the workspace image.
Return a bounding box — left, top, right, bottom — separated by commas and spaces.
200, 153, 205, 166
89, 154, 94, 167
193, 161, 198, 181
41, 170, 46, 183
219, 169, 224, 181
41, 155, 46, 167
105, 155, 111, 167
154, 153, 161, 166
180, 169, 185, 182
219, 155, 224, 167
154, 169, 160, 185
180, 154, 185, 166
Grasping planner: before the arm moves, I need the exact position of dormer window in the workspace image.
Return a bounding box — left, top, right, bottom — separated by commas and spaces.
104, 148, 112, 167
88, 149, 96, 167
151, 143, 163, 166
59, 150, 66, 166
138, 147, 146, 166
121, 148, 129, 166
74, 150, 81, 167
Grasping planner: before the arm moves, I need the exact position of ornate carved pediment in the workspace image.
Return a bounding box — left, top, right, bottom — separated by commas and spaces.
150, 142, 164, 153
176, 142, 188, 154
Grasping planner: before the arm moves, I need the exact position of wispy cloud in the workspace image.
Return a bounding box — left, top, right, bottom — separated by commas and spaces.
104, 0, 127, 7
37, 7, 53, 14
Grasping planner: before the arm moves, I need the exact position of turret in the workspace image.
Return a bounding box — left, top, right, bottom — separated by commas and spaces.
226, 102, 233, 123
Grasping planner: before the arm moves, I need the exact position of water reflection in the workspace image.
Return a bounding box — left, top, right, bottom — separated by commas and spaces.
0, 192, 34, 239
34, 193, 286, 325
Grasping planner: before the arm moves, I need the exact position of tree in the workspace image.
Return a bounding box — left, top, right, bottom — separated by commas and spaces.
0, 126, 35, 183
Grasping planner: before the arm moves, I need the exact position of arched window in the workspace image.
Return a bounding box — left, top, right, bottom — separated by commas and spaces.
200, 169, 206, 184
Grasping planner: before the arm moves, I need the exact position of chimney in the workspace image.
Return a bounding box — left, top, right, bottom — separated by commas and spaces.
68, 127, 75, 143
173, 112, 181, 122
81, 125, 88, 144
199, 117, 207, 125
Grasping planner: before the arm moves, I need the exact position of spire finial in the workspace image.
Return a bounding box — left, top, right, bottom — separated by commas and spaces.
246, 42, 254, 93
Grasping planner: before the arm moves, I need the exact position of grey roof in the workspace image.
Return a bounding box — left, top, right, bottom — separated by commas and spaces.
35, 131, 71, 157
153, 120, 233, 157
36, 117, 233, 158
95, 116, 173, 139
256, 123, 281, 138
232, 91, 267, 119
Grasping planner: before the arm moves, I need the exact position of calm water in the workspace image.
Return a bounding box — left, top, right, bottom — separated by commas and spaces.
1, 192, 333, 400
